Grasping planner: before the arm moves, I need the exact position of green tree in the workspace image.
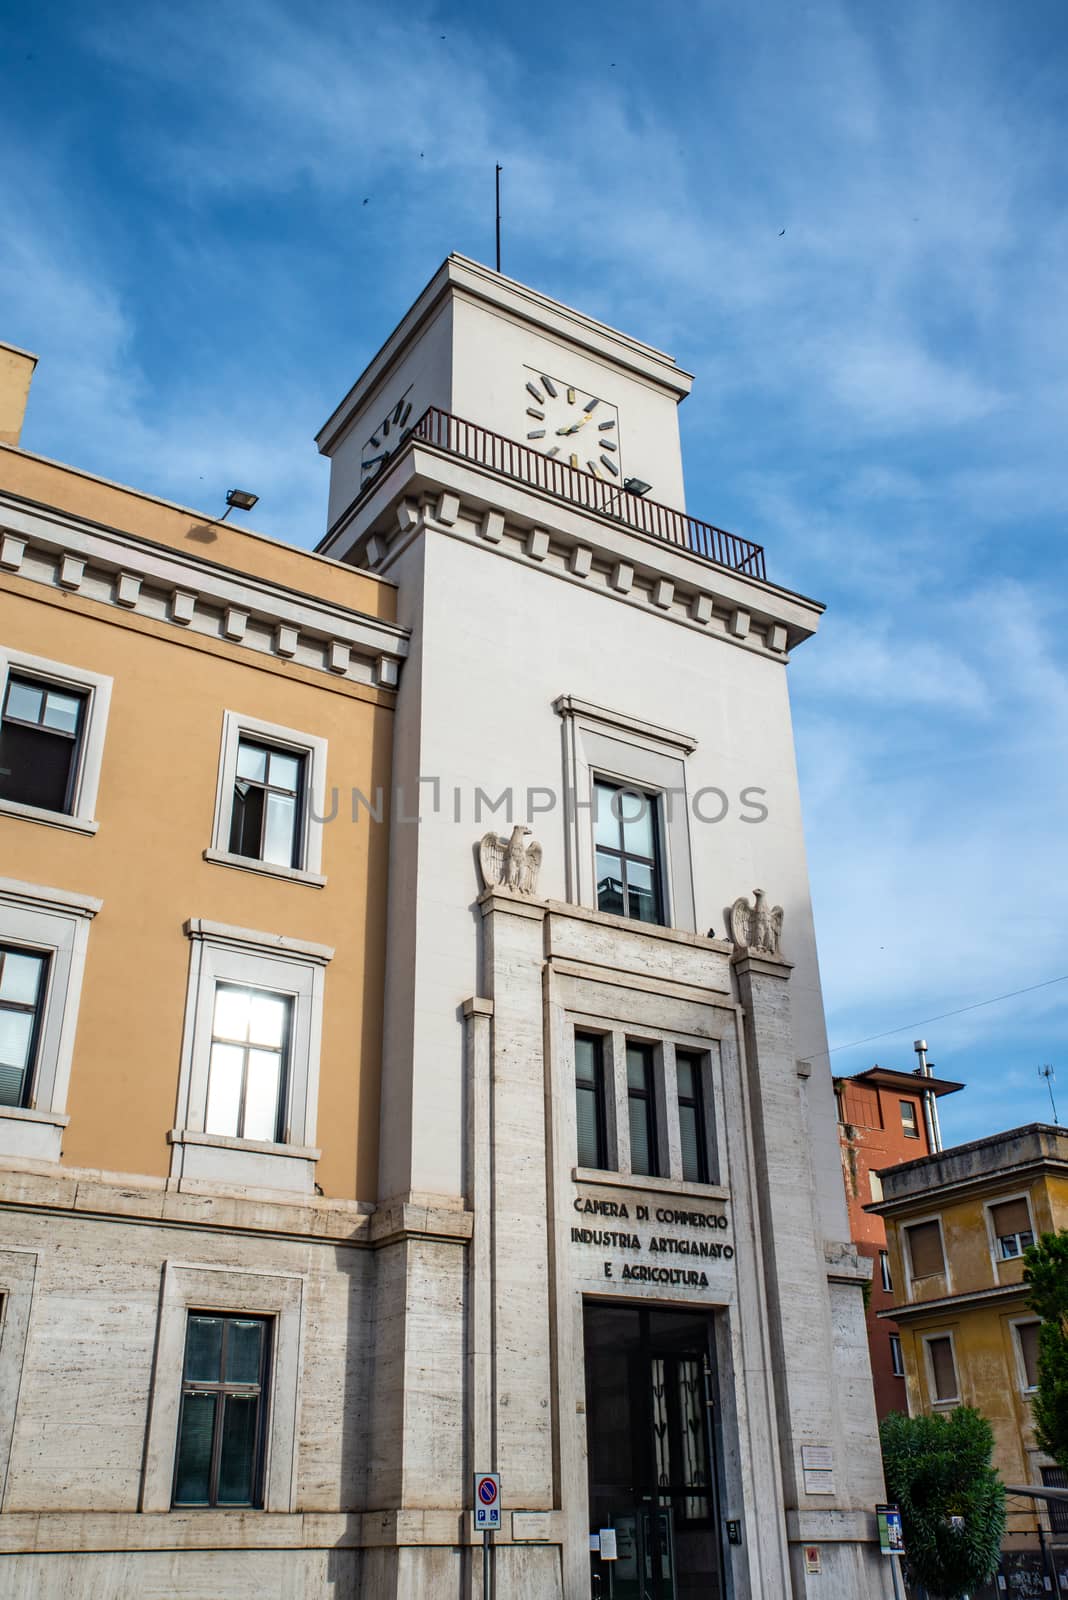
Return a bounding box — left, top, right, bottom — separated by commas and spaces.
1024, 1229, 1068, 1470
880, 1407, 1005, 1599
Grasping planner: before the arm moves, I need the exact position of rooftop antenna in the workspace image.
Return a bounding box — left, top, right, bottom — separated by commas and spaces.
495, 164, 502, 273
1039, 1064, 1059, 1124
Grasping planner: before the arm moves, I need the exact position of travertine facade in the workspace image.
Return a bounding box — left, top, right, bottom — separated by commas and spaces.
0, 263, 895, 1599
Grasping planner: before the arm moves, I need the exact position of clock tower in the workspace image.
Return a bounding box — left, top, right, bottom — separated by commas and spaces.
316, 256, 894, 1600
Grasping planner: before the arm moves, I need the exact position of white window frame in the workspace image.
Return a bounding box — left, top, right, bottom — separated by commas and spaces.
206, 711, 328, 887
922, 1328, 960, 1407
170, 919, 333, 1195
903, 1212, 951, 1298
889, 1331, 905, 1378
0, 877, 101, 1161
554, 696, 697, 931
141, 1260, 305, 1514
879, 1249, 893, 1294
1009, 1316, 1041, 1394
0, 647, 112, 834
984, 1190, 1037, 1274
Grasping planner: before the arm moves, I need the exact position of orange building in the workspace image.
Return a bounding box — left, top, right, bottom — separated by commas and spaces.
835, 1057, 963, 1418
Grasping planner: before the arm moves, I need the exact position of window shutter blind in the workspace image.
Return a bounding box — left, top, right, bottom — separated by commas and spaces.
907, 1220, 945, 1278
1018, 1322, 1040, 1389
991, 1198, 1030, 1237
927, 1337, 957, 1401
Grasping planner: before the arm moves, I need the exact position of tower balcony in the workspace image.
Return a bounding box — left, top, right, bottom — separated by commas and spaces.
324, 406, 767, 582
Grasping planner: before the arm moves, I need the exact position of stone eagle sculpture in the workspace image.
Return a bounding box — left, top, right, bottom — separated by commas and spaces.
728, 888, 784, 957
478, 825, 543, 897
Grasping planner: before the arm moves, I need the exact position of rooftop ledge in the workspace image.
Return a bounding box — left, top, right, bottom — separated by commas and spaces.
320, 407, 769, 583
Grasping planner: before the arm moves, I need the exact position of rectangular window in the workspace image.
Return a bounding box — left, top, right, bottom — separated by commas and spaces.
0, 944, 49, 1109
205, 985, 291, 1143
593, 780, 664, 925
889, 1332, 905, 1377
926, 1335, 958, 1402
1041, 1466, 1068, 1535
906, 1220, 945, 1280
626, 1042, 659, 1178
173, 1313, 270, 1507
1016, 1321, 1040, 1391
0, 675, 87, 815
574, 1033, 608, 1170
229, 739, 307, 870
900, 1099, 919, 1138
990, 1198, 1034, 1260
675, 1050, 709, 1184
879, 1250, 893, 1294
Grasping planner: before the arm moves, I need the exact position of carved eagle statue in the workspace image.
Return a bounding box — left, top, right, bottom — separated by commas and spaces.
478, 825, 543, 897
728, 888, 784, 956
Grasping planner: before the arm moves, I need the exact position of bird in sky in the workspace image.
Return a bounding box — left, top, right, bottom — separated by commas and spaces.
779, 228, 786, 236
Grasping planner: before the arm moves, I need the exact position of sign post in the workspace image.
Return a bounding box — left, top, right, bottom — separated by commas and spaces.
876, 1504, 906, 1600
474, 1473, 501, 1600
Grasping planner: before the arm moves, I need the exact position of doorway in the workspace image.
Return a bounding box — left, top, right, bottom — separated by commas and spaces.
584, 1301, 725, 1600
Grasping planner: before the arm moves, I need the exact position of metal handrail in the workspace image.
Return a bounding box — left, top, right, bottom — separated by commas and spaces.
400, 407, 766, 580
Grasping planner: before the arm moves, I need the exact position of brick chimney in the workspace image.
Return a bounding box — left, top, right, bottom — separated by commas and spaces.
0, 341, 38, 447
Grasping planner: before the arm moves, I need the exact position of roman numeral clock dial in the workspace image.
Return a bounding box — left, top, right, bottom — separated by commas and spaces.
522, 371, 620, 478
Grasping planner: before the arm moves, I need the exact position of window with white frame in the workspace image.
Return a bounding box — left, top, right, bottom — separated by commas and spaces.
889, 1332, 905, 1377
172, 919, 332, 1193
1014, 1320, 1040, 1392
207, 711, 327, 885
0, 878, 100, 1161
924, 1333, 959, 1403
0, 649, 112, 832
554, 697, 697, 932
594, 781, 665, 925
879, 1250, 893, 1294
989, 1196, 1035, 1261
570, 1024, 720, 1187
141, 1261, 304, 1515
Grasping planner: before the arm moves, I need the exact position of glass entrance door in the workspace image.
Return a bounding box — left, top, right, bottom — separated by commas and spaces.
584, 1303, 724, 1600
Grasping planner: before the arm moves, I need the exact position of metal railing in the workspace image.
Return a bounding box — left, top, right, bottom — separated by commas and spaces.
403, 407, 766, 580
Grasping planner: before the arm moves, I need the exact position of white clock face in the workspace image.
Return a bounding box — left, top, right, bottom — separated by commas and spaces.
361, 388, 414, 484
521, 369, 621, 479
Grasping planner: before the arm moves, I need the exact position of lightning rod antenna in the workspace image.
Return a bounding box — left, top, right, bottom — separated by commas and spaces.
1039, 1064, 1059, 1124
495, 164, 502, 273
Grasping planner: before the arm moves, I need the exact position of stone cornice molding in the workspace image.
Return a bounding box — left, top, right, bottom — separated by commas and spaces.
0, 490, 408, 691
731, 951, 794, 979
552, 694, 697, 754
319, 450, 819, 661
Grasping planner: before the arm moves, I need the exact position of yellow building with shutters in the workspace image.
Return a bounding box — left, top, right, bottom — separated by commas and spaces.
871, 1122, 1068, 1584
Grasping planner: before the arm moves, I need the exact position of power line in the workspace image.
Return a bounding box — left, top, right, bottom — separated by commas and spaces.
803, 973, 1068, 1063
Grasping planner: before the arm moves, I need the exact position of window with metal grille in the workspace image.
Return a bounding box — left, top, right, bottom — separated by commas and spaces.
1041, 1466, 1068, 1535
906, 1220, 945, 1280
626, 1042, 659, 1178
574, 1033, 608, 1169
990, 1198, 1034, 1260
0, 944, 49, 1110
889, 1332, 905, 1377
925, 1335, 958, 1402
229, 739, 306, 869
675, 1051, 709, 1184
0, 675, 87, 814
900, 1099, 919, 1138
1016, 1321, 1040, 1390
173, 1314, 270, 1507
879, 1250, 893, 1293
593, 780, 665, 925
205, 985, 292, 1143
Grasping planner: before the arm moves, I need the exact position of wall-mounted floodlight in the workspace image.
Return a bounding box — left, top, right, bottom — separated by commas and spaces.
602, 477, 654, 519
623, 478, 652, 496
220, 488, 259, 520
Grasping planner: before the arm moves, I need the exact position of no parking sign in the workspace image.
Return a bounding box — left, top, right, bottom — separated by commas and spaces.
474, 1472, 502, 1531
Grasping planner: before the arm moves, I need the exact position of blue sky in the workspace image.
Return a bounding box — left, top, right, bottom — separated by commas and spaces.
3, 0, 1067, 1145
